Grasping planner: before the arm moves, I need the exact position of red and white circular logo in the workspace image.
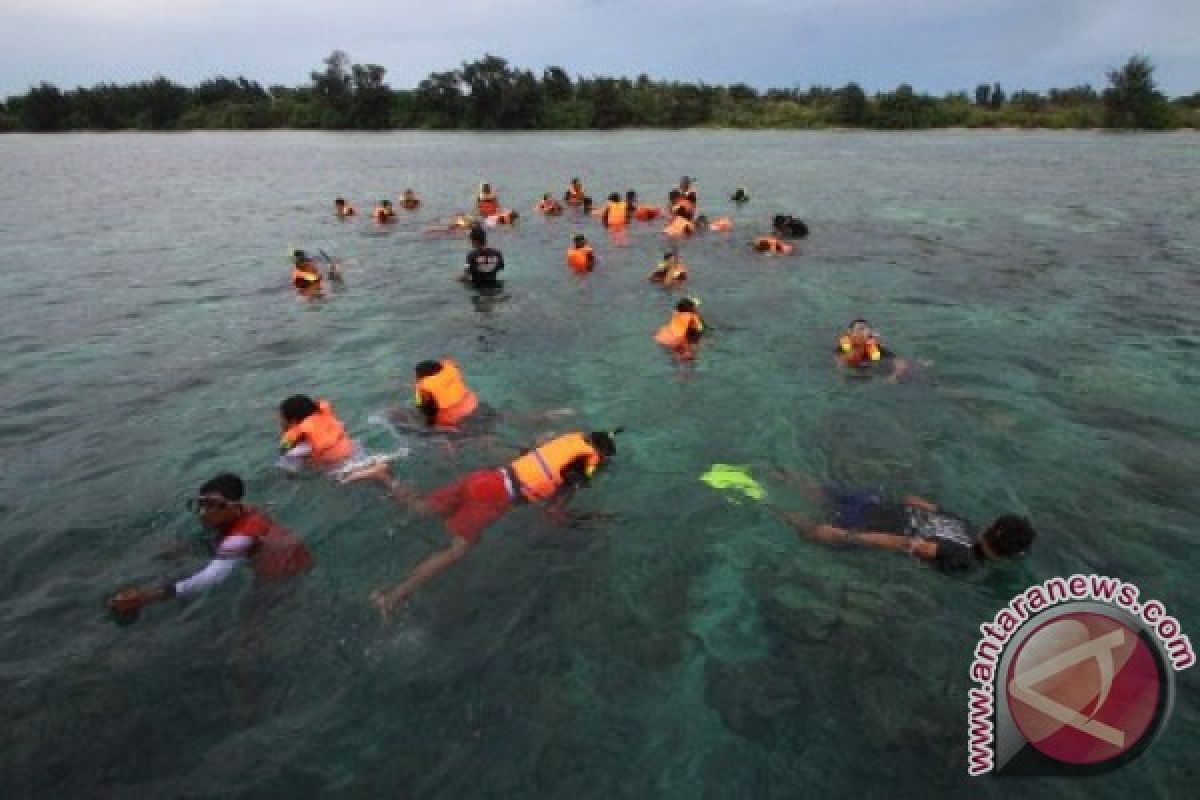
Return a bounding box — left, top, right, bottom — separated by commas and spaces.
1006, 611, 1163, 765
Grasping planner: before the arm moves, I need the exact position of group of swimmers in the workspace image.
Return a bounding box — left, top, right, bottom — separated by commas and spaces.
108, 174, 1036, 627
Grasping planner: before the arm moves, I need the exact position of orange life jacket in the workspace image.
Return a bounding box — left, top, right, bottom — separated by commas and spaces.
509, 432, 602, 502
373, 206, 395, 222
838, 335, 883, 366
220, 509, 314, 580
477, 194, 499, 216
664, 217, 695, 237
604, 201, 627, 228
708, 216, 733, 232
634, 206, 663, 221
292, 263, 321, 288
414, 359, 479, 426
754, 236, 794, 254
566, 245, 594, 273
565, 185, 585, 206
281, 400, 355, 466
655, 310, 704, 347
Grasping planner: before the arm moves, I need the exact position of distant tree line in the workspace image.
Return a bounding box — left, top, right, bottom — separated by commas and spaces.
2, 53, 1196, 133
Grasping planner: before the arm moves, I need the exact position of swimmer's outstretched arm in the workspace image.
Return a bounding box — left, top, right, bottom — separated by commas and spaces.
371, 536, 472, 619
775, 511, 938, 561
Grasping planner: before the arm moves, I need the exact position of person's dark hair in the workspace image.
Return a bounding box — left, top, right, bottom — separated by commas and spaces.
676, 298, 697, 313
199, 472, 245, 503
772, 214, 788, 228
293, 250, 307, 262
668, 189, 682, 202
625, 190, 637, 200
573, 234, 587, 244
508, 210, 520, 222
280, 394, 319, 423
588, 431, 617, 457
582, 196, 593, 211
415, 360, 443, 378
607, 192, 620, 202
469, 225, 487, 245
848, 318, 870, 328
335, 197, 345, 205
982, 515, 1036, 558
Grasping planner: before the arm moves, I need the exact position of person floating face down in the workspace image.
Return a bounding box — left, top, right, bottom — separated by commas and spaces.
654, 296, 705, 360
278, 395, 396, 486
649, 250, 688, 287
566, 233, 595, 274
413, 358, 481, 430
537, 193, 564, 216
370, 430, 619, 616
461, 225, 505, 288
334, 197, 357, 217
372, 199, 397, 223
771, 473, 1036, 573
107, 473, 313, 623
401, 189, 420, 210
834, 319, 910, 382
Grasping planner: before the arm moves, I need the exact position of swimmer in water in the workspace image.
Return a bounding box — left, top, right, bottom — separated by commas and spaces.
565, 233, 595, 273
107, 473, 313, 623
648, 250, 688, 287
334, 197, 357, 217
370, 430, 619, 615
654, 296, 705, 360
461, 225, 505, 289
372, 199, 397, 223
834, 319, 911, 383
278, 395, 397, 486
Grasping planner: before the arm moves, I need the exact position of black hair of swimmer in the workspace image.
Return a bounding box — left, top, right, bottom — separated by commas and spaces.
573, 234, 587, 245
981, 515, 1036, 558
607, 192, 620, 202
293, 250, 308, 263
587, 431, 617, 457
508, 210, 520, 222
625, 190, 637, 201
469, 225, 487, 245
414, 360, 443, 378
335, 197, 346, 205
280, 394, 319, 424
668, 189, 682, 202
199, 472, 245, 503
675, 297, 698, 313
582, 196, 594, 212
731, 188, 749, 202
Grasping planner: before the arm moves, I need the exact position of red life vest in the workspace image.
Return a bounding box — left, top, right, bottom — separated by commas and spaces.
220, 509, 313, 581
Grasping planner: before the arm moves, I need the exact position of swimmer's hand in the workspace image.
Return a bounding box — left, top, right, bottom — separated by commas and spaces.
108, 586, 166, 624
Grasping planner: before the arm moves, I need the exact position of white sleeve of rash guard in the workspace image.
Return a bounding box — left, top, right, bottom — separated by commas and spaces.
173, 534, 254, 596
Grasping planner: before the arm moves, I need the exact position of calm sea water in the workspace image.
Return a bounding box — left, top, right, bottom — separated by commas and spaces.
1, 130, 1197, 799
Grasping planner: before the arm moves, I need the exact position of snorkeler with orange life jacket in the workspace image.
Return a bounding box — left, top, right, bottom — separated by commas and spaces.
654, 297, 705, 360
649, 250, 688, 287
278, 395, 398, 485
370, 429, 619, 616
834, 319, 912, 382
566, 233, 595, 273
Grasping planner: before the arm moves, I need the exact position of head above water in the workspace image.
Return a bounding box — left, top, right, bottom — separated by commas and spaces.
573, 234, 587, 245
334, 197, 346, 206
191, 472, 247, 527
587, 428, 621, 458
469, 225, 487, 245
675, 297, 698, 313
480, 183, 492, 193
280, 394, 319, 425
293, 250, 308, 263
607, 192, 620, 202
980, 515, 1036, 559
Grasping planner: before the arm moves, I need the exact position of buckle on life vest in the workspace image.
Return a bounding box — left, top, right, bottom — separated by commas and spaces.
500, 466, 527, 505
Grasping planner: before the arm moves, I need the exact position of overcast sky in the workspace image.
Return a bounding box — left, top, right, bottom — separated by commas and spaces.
1, 0, 1197, 98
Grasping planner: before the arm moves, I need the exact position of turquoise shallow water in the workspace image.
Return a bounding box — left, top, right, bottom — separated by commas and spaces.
1, 130, 1198, 798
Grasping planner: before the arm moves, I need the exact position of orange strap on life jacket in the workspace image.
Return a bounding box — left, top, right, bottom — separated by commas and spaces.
566, 245, 594, 273
509, 433, 601, 502
281, 400, 354, 465
414, 359, 479, 426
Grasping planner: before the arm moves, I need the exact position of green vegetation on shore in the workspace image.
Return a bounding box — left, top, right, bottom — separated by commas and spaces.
3, 53, 1196, 133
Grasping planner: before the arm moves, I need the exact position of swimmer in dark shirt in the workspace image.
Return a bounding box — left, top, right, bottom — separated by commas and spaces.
460, 225, 505, 288
772, 473, 1035, 572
